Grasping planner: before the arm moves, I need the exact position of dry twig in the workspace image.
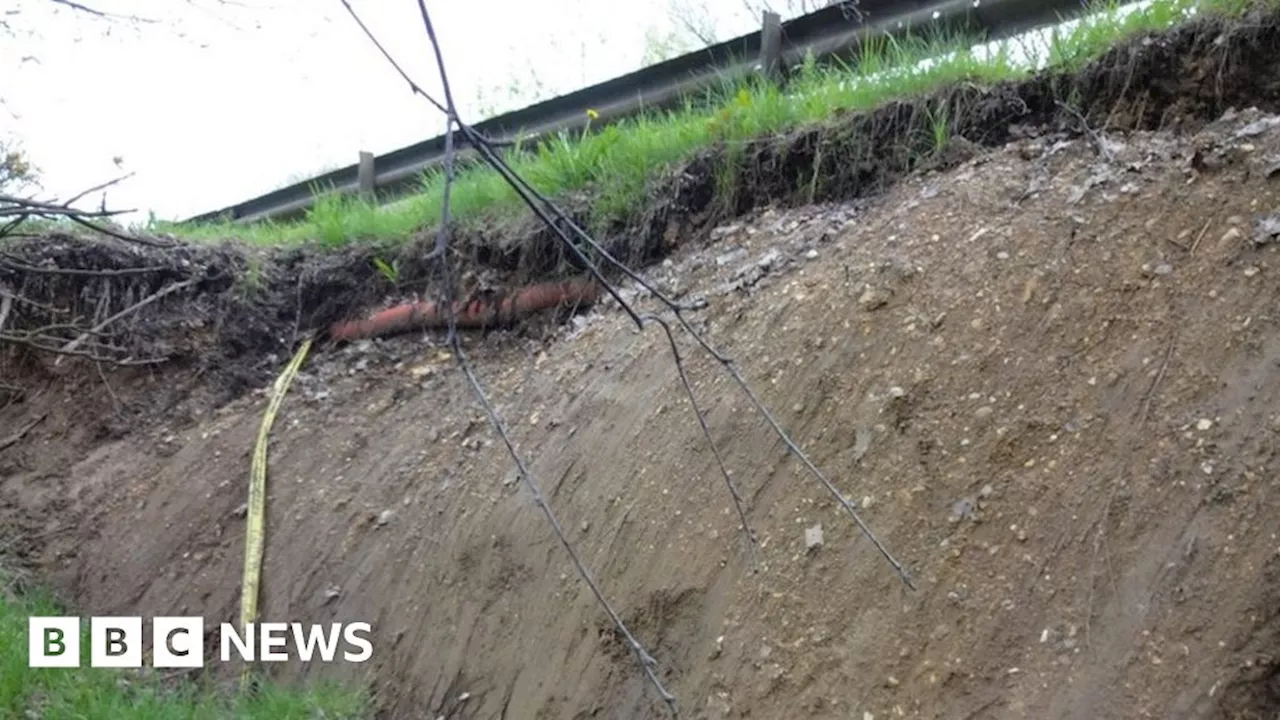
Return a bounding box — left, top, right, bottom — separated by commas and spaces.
56, 276, 198, 362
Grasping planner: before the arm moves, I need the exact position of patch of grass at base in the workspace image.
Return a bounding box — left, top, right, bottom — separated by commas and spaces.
0, 570, 370, 720
165, 0, 1274, 247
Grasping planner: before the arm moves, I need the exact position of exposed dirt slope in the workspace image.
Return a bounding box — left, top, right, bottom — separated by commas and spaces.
5, 11, 1280, 720
7, 102, 1280, 719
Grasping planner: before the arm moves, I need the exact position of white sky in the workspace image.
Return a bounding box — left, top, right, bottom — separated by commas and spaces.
2, 0, 768, 224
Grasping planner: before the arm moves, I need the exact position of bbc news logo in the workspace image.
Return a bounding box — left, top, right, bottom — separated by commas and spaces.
29, 617, 373, 668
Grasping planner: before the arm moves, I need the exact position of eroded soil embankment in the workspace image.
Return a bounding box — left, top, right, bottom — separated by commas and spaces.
2, 9, 1280, 720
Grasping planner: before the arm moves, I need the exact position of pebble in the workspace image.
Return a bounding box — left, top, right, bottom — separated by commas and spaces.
949, 498, 976, 523
858, 286, 890, 311
710, 224, 742, 241
756, 250, 783, 270
805, 249, 819, 260
375, 509, 394, 527
716, 247, 748, 266
805, 524, 824, 551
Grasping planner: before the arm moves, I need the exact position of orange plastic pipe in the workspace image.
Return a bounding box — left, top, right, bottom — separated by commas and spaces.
328, 277, 601, 342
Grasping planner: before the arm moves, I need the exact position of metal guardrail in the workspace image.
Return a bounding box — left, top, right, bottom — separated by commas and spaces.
186, 0, 1088, 225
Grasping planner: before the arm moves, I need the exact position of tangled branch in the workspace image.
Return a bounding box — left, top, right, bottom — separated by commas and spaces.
0, 263, 197, 367
0, 174, 173, 248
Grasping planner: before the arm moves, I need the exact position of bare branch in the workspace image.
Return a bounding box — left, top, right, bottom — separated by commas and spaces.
0, 413, 45, 453
0, 187, 174, 248
46, 0, 158, 23
0, 284, 11, 332
61, 171, 135, 207
58, 276, 197, 359
0, 253, 169, 277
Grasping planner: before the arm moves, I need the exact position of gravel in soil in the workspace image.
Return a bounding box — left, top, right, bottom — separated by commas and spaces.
3, 10, 1280, 720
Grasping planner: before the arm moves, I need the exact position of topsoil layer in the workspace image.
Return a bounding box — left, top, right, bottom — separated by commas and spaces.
3, 9, 1280, 720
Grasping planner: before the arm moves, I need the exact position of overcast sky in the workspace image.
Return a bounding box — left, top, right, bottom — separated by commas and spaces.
2, 0, 772, 224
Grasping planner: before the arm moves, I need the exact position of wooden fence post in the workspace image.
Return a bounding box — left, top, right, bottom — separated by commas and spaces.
357, 151, 375, 200
759, 10, 782, 82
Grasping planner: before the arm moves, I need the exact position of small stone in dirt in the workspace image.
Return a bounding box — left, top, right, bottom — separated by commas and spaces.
804, 524, 824, 551
716, 247, 748, 266
580, 520, 590, 533
233, 503, 248, 518
1153, 263, 1173, 276
1244, 266, 1261, 277
710, 224, 742, 241
805, 249, 819, 260
1234, 115, 1280, 138
792, 402, 805, 413
979, 484, 994, 498
949, 497, 976, 523
324, 585, 341, 603
852, 425, 872, 462
974, 406, 994, 420
756, 250, 783, 270
1252, 212, 1280, 246
1196, 418, 1214, 431
732, 264, 765, 287
375, 509, 394, 527
858, 286, 890, 311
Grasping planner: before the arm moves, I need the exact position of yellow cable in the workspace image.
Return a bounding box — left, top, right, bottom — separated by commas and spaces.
239, 337, 311, 692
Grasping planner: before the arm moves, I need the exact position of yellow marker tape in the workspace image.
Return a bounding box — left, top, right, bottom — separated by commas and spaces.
239, 337, 312, 691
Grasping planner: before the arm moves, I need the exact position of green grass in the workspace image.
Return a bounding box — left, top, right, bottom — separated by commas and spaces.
0, 569, 370, 720
160, 0, 1267, 247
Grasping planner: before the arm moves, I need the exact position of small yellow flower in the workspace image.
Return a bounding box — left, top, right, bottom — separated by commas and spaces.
586, 108, 599, 120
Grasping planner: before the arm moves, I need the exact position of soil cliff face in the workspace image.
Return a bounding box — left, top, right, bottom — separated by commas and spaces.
3, 12, 1280, 720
